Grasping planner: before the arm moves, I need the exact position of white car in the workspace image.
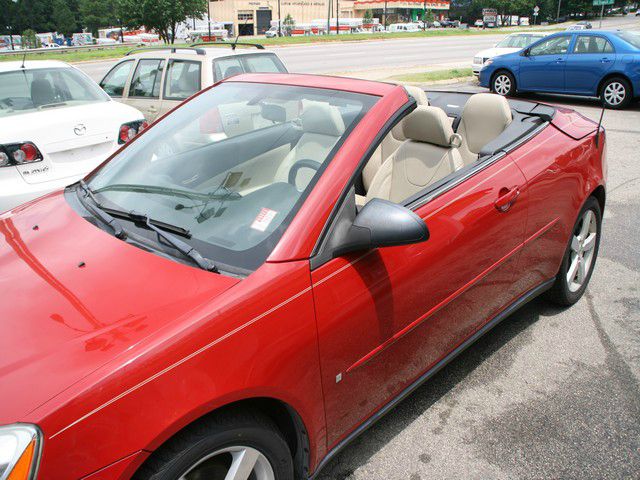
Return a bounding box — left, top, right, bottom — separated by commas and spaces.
0, 60, 144, 212
472, 31, 547, 76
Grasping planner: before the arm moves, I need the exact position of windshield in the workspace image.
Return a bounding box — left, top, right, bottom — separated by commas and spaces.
616, 31, 640, 50
87, 81, 377, 273
496, 34, 545, 48
0, 67, 108, 118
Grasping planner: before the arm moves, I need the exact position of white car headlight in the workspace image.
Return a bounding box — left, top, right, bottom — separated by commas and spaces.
0, 425, 41, 480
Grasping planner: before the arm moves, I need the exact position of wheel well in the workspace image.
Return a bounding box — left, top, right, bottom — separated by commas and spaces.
591, 185, 606, 213
598, 73, 634, 97
134, 397, 310, 479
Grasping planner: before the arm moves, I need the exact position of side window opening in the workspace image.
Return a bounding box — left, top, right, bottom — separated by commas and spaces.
130, 59, 165, 98
100, 60, 134, 97
164, 60, 202, 100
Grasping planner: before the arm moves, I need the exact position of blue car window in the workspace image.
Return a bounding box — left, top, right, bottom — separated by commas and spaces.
530, 36, 571, 56
573, 36, 614, 54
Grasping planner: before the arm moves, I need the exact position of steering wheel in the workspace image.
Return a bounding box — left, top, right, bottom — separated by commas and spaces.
288, 159, 322, 187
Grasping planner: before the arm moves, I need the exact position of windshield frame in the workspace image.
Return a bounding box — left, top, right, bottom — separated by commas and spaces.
83, 80, 379, 275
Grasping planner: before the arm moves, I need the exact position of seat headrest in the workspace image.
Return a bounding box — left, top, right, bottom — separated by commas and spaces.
402, 106, 458, 147
460, 93, 513, 153
300, 102, 345, 137
391, 86, 429, 141
31, 78, 56, 107
223, 66, 243, 79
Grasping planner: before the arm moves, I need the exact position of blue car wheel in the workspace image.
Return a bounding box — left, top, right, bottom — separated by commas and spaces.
600, 77, 632, 109
491, 71, 516, 97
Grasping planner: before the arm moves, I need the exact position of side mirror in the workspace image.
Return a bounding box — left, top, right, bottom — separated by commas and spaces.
521, 48, 530, 56
334, 199, 429, 256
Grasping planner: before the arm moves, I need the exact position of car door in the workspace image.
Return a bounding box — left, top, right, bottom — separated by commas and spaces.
127, 58, 166, 122
519, 35, 572, 92
160, 59, 203, 118
564, 35, 615, 95
99, 59, 135, 101
312, 155, 528, 448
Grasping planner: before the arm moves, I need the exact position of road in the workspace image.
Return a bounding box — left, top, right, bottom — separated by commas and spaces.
315, 89, 640, 479
77, 16, 640, 82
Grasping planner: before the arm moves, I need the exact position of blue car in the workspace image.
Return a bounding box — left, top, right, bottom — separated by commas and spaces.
479, 30, 640, 109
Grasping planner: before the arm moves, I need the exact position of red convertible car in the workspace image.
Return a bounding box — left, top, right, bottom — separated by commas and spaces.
0, 74, 606, 480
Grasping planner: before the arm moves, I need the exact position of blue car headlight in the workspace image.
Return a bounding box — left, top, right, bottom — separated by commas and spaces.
0, 425, 42, 480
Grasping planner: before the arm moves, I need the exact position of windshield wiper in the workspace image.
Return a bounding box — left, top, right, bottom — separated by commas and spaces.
78, 181, 127, 239
125, 211, 218, 272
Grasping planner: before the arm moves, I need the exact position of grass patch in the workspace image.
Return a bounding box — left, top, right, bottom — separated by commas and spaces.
0, 26, 562, 63
391, 68, 474, 83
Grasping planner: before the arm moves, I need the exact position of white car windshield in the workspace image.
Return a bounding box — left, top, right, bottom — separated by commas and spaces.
0, 67, 108, 118
86, 81, 378, 273
496, 34, 545, 48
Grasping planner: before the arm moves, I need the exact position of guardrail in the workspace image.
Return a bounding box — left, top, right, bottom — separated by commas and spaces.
0, 42, 141, 57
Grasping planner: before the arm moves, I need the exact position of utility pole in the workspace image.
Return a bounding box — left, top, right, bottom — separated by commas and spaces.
278, 0, 282, 36
383, 0, 387, 29
336, 0, 339, 35
423, 0, 427, 30
207, 0, 212, 40
556, 0, 562, 22
9, 0, 18, 51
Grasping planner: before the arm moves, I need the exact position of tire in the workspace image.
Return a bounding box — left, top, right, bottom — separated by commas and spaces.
491, 70, 516, 97
600, 77, 632, 109
546, 196, 602, 307
134, 411, 294, 480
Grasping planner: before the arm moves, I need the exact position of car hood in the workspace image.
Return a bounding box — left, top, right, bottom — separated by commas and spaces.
475, 47, 521, 59
0, 192, 240, 422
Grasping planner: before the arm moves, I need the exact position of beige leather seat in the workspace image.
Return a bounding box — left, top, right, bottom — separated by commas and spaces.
457, 93, 513, 165
362, 86, 430, 193
275, 101, 345, 190
364, 106, 464, 204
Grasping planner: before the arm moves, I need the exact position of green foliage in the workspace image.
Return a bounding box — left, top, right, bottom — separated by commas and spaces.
21, 28, 41, 48
51, 0, 78, 37
363, 9, 373, 23
424, 9, 435, 23
283, 13, 295, 26
118, 0, 207, 43
80, 0, 118, 36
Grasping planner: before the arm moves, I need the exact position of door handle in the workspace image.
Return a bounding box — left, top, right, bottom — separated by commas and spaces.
148, 106, 158, 113
600, 58, 611, 63
555, 58, 565, 63
494, 186, 520, 213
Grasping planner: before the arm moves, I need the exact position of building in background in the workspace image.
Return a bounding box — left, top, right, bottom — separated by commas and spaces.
209, 0, 449, 36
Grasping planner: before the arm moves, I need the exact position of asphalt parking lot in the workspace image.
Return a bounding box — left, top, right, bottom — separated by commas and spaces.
316, 92, 640, 479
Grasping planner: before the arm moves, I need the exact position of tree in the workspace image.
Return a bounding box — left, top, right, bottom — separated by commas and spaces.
52, 0, 78, 37
21, 28, 41, 48
363, 9, 373, 24
118, 0, 207, 44
283, 13, 295, 26
425, 9, 435, 23
80, 0, 118, 36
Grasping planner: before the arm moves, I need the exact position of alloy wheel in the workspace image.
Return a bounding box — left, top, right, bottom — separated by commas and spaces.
603, 81, 626, 106
179, 446, 275, 480
566, 209, 598, 293
493, 75, 511, 96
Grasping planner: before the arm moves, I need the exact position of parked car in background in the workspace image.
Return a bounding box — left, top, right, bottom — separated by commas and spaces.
567, 23, 589, 31
99, 44, 288, 122
472, 31, 548, 76
0, 60, 144, 212
480, 30, 640, 108
576, 20, 593, 29
474, 19, 484, 27
387, 23, 422, 32
0, 72, 606, 480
